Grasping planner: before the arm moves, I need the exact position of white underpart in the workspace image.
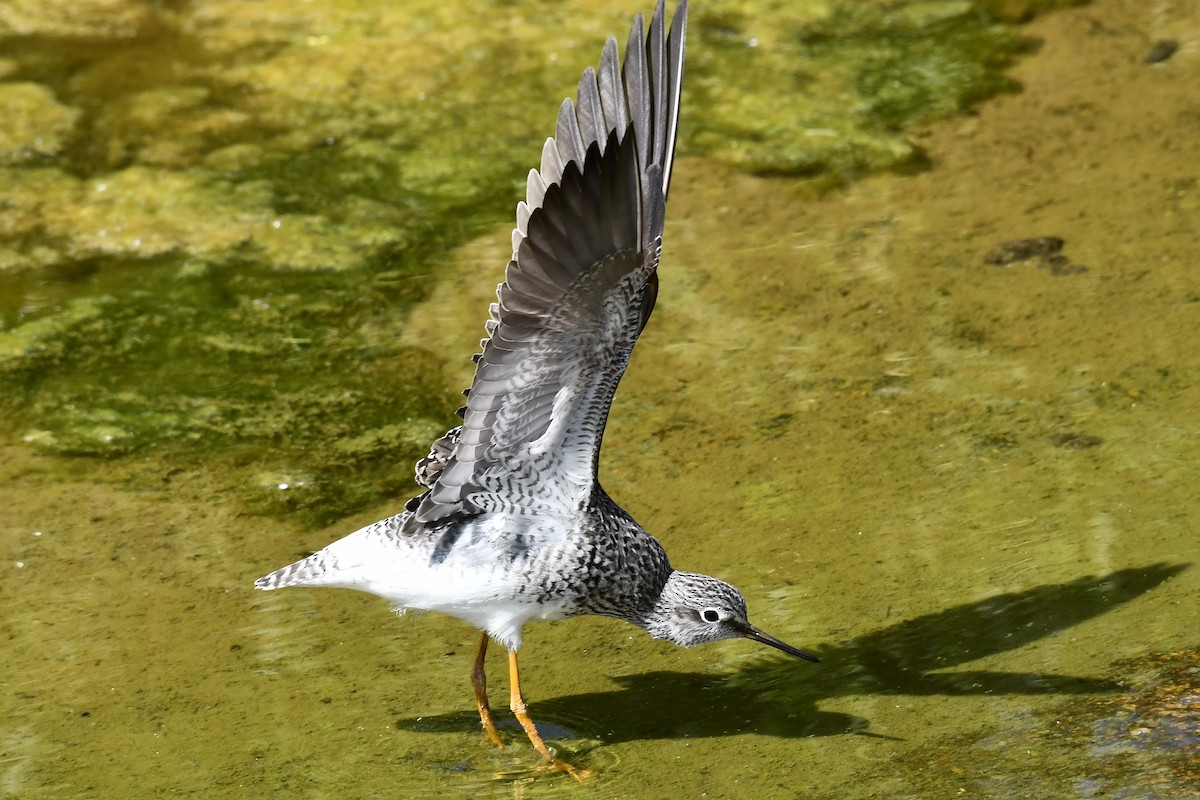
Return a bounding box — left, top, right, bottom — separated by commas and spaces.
259, 513, 581, 650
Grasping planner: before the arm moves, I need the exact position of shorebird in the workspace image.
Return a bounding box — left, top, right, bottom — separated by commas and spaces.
255, 0, 817, 779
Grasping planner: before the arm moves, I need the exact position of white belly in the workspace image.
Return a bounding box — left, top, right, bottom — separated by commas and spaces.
261, 511, 586, 650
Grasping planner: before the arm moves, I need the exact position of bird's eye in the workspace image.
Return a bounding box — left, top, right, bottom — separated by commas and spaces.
700, 609, 721, 623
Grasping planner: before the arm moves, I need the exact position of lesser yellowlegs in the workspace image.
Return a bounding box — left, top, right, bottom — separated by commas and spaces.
255, 0, 817, 779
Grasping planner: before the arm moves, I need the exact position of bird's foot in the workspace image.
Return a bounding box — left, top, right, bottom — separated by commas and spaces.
536, 753, 590, 782
479, 715, 505, 749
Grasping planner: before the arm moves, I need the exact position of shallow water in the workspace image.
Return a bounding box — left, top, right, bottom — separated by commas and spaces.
2, 0, 1198, 798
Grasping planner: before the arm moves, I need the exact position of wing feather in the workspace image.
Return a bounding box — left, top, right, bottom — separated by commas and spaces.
415, 0, 688, 523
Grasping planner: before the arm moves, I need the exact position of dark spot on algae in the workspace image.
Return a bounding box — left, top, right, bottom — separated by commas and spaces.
1049, 431, 1103, 449
984, 236, 1065, 265
1144, 40, 1179, 65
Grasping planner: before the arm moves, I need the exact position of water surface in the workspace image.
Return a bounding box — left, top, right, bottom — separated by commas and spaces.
2, 1, 1197, 798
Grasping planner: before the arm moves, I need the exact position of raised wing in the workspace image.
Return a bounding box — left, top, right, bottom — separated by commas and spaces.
412, 0, 687, 524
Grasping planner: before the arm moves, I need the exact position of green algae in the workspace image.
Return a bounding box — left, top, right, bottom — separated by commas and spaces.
0, 295, 110, 366
1, 1, 1198, 797
688, 0, 1033, 177
0, 82, 80, 164
0, 0, 1065, 524
0, 256, 453, 524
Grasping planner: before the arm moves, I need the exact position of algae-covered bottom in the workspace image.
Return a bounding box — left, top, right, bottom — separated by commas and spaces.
2, 0, 1199, 798
1, 0, 1054, 527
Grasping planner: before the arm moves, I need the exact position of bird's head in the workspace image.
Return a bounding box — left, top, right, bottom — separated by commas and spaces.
640, 571, 819, 661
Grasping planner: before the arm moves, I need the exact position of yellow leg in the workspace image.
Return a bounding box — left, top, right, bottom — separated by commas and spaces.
508, 649, 589, 781
470, 633, 504, 748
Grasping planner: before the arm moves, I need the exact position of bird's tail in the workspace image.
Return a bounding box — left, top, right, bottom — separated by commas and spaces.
255, 539, 369, 592
254, 551, 332, 591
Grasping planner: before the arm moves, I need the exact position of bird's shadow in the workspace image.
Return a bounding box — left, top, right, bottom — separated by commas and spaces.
397, 562, 1187, 744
